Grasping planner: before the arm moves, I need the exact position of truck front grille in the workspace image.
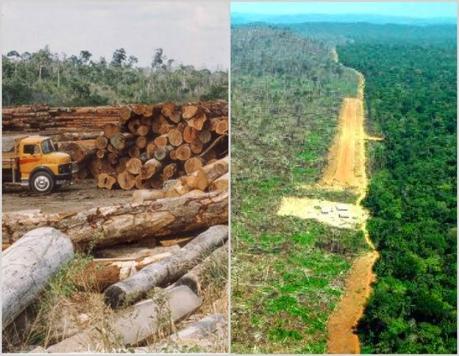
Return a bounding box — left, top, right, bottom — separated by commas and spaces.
58, 163, 71, 174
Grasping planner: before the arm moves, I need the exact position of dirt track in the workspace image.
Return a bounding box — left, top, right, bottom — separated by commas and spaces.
325, 72, 379, 354
320, 97, 365, 192
2, 180, 132, 214
326, 251, 378, 353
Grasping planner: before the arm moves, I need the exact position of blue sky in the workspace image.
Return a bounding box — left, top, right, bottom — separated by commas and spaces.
232, 2, 457, 19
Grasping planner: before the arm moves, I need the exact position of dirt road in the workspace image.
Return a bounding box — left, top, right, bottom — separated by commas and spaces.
320, 97, 366, 193
325, 72, 379, 354
2, 180, 132, 214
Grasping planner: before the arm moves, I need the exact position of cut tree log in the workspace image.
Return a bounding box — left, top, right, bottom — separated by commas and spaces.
104, 225, 228, 307
97, 173, 117, 190
161, 103, 181, 123
175, 144, 191, 161
161, 162, 177, 180
153, 134, 168, 147
2, 190, 228, 250
136, 124, 150, 137
172, 244, 227, 296
119, 106, 132, 124
140, 158, 161, 180
184, 156, 203, 175
126, 158, 142, 175
117, 171, 136, 190
135, 135, 147, 149
78, 251, 175, 292
167, 128, 183, 147
198, 130, 212, 144
190, 140, 203, 154
172, 314, 225, 341
110, 132, 132, 150
182, 105, 199, 119
188, 112, 207, 131
183, 126, 198, 143
103, 123, 120, 139
2, 227, 74, 329
95, 135, 108, 150
58, 141, 91, 163
46, 286, 201, 352
209, 172, 229, 192
181, 156, 228, 191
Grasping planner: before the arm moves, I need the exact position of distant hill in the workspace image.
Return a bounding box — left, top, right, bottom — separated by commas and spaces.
232, 13, 456, 26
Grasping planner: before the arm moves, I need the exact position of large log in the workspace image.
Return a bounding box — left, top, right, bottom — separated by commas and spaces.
46, 285, 201, 352
78, 251, 175, 292
2, 190, 228, 250
2, 227, 75, 329
104, 225, 228, 307
172, 244, 227, 295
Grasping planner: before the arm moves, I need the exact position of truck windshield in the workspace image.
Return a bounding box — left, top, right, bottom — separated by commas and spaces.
41, 139, 56, 154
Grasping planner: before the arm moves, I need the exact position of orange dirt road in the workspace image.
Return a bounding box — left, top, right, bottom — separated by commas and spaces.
324, 72, 379, 354
320, 97, 366, 192
327, 251, 379, 354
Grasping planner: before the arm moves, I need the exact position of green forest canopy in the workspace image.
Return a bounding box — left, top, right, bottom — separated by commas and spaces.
333, 24, 456, 354
2, 46, 228, 106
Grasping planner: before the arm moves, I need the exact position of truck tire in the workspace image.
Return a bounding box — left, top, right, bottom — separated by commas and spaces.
30, 171, 55, 194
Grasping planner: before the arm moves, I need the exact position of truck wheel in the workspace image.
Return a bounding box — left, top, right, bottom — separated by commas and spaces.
30, 171, 54, 194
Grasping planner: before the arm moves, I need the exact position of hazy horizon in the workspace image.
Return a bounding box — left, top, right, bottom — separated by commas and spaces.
1, 0, 229, 70
231, 2, 457, 19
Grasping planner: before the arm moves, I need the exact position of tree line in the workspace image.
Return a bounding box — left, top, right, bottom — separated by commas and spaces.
2, 47, 227, 106
338, 27, 456, 354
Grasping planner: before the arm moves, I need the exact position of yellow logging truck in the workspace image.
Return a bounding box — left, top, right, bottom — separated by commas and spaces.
2, 136, 77, 194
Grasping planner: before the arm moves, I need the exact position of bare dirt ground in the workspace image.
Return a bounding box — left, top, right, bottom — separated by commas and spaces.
278, 197, 367, 229
2, 180, 132, 214
320, 97, 366, 192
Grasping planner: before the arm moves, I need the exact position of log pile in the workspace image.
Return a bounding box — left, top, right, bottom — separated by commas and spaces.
2, 101, 228, 188
91, 102, 228, 190
2, 105, 121, 132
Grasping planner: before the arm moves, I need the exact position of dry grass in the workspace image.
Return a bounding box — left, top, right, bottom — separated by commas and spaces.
3, 241, 228, 353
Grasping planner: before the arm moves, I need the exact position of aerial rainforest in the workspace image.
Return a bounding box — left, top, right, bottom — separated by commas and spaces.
231, 20, 456, 354
336, 26, 457, 353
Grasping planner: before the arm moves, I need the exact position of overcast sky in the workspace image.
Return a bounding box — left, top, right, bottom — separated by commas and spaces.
232, 1, 457, 18
1, 0, 229, 70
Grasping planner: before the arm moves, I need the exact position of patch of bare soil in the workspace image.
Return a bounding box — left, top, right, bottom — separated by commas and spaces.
278, 197, 367, 229
2, 180, 132, 214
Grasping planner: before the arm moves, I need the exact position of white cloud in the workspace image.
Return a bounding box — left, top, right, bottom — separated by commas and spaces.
1, 0, 229, 70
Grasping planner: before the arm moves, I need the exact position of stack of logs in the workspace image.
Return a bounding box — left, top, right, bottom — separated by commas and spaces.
92, 102, 228, 190
2, 101, 228, 190
2, 105, 121, 132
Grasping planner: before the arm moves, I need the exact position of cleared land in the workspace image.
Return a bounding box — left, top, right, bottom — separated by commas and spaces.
278, 197, 366, 230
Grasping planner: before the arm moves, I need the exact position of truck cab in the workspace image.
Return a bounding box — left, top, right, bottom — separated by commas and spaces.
2, 136, 76, 194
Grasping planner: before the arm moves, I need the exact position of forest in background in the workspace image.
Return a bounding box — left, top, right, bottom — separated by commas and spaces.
2, 47, 228, 106
335, 27, 457, 354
